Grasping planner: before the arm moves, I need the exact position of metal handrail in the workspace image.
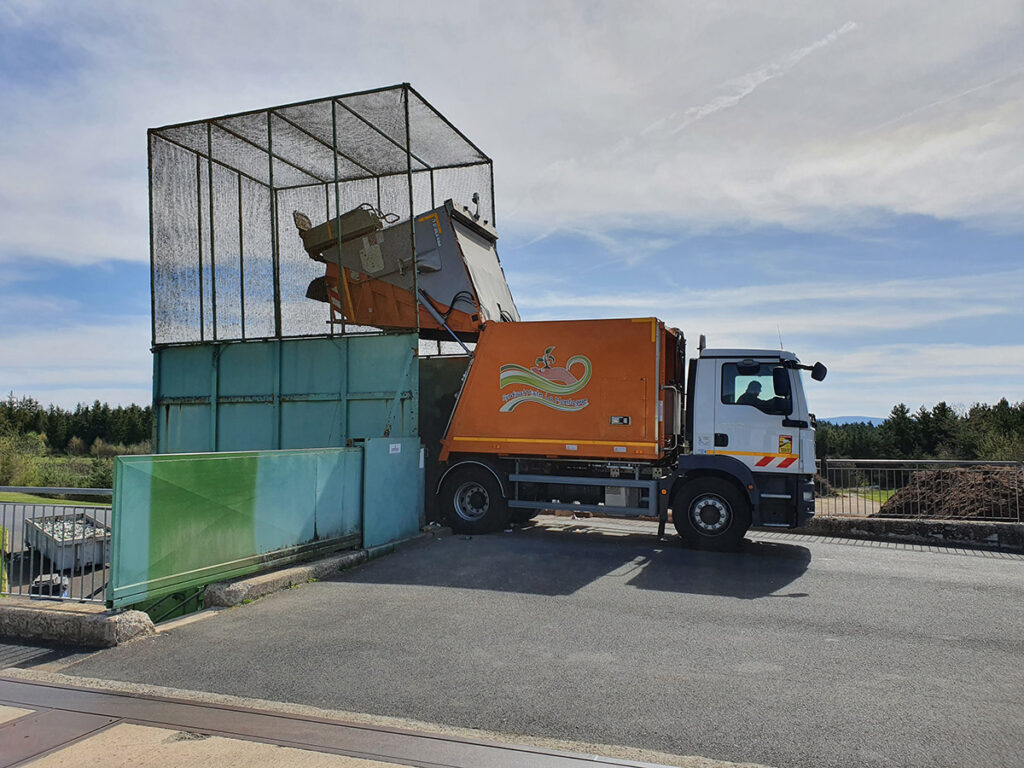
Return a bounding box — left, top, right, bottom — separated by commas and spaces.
0, 486, 112, 496
814, 458, 1022, 523
1, 499, 112, 603
816, 459, 1020, 467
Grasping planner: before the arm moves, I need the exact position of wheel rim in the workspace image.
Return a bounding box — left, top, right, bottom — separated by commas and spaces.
453, 480, 490, 522
689, 493, 731, 535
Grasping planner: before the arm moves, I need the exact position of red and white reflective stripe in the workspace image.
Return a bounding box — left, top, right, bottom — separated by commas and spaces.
708, 450, 800, 469
756, 455, 797, 468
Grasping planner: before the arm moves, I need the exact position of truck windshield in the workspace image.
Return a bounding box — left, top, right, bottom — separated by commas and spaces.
721, 363, 791, 416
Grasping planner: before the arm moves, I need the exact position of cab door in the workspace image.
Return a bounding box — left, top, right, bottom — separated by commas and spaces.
712, 360, 800, 475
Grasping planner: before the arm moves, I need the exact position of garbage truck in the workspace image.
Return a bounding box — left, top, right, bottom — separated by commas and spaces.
295, 200, 827, 550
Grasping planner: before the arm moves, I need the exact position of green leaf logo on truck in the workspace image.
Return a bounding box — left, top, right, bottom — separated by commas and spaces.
498, 347, 592, 412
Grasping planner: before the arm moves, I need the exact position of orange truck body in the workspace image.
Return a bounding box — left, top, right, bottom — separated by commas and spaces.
441, 318, 682, 462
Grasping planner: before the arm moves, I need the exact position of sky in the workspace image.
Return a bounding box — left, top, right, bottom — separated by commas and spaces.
1, 0, 1022, 419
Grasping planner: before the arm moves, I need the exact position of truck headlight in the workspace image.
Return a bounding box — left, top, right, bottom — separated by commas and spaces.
803, 490, 814, 502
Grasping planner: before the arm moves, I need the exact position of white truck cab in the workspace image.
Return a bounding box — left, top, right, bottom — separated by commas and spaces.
677, 347, 826, 540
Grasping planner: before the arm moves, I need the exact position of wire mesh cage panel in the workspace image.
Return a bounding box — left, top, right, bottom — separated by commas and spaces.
149, 84, 494, 346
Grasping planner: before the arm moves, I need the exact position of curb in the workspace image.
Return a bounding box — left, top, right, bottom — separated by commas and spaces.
2, 670, 772, 768
205, 525, 451, 608
0, 600, 154, 648
204, 550, 368, 607
805, 516, 1024, 552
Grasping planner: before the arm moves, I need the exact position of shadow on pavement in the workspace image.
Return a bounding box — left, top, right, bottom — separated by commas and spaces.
337, 523, 812, 600
627, 538, 813, 599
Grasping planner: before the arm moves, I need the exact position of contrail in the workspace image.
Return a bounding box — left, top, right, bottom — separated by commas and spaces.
870, 66, 1024, 131
667, 21, 859, 134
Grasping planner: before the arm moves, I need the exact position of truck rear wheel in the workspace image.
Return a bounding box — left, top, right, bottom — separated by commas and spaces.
440, 465, 510, 534
672, 478, 750, 551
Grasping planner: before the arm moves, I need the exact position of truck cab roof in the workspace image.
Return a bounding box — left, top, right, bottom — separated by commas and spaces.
700, 348, 799, 362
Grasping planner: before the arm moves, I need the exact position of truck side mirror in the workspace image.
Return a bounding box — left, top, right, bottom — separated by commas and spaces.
811, 362, 827, 381
773, 367, 791, 396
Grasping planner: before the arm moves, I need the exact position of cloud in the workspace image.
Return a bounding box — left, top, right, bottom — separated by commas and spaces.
809, 384, 1014, 419
819, 343, 1024, 380
654, 21, 859, 135
776, 341, 1024, 416
525, 301, 1007, 342
0, 294, 67, 318
805, 343, 1024, 417
1, 319, 152, 407
869, 66, 1024, 132
515, 269, 1024, 340
2, 1, 1024, 269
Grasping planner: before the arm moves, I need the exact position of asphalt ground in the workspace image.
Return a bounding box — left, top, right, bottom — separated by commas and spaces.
0, 639, 89, 670
58, 518, 1024, 768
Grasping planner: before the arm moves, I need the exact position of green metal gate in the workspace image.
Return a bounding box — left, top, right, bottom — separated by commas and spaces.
109, 447, 363, 608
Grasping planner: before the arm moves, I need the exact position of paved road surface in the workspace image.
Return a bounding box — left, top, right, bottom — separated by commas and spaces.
61, 519, 1024, 768
0, 640, 89, 670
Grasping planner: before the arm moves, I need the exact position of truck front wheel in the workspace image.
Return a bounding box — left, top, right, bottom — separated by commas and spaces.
672, 478, 750, 551
440, 465, 510, 535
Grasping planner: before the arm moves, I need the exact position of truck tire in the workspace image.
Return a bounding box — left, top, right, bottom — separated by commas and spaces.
672, 478, 750, 551
440, 465, 510, 535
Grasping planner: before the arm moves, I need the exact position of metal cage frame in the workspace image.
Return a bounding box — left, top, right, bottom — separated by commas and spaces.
148, 83, 495, 348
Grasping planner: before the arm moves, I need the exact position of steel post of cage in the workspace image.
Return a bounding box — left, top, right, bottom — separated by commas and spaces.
404, 84, 420, 338
206, 121, 218, 340
331, 98, 344, 336
268, 111, 281, 338
323, 177, 333, 335
489, 161, 496, 227
148, 134, 157, 348
195, 153, 205, 341
237, 172, 246, 340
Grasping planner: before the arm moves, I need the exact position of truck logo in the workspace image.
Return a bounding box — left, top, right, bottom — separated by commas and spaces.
498, 346, 592, 412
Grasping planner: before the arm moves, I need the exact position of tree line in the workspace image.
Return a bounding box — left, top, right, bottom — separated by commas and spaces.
817, 399, 1024, 461
0, 394, 152, 455
2, 392, 1022, 463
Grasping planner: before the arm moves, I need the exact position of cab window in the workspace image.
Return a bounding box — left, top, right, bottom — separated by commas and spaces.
721, 363, 791, 415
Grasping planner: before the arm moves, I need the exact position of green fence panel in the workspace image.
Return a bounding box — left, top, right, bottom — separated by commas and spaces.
109, 447, 362, 608
154, 334, 418, 454
362, 437, 424, 549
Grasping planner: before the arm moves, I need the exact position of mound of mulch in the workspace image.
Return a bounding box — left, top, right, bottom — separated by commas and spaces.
875, 466, 1021, 519
814, 473, 839, 498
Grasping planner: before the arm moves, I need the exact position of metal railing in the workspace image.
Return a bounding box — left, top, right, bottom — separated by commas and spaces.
1, 487, 112, 603
815, 459, 1022, 522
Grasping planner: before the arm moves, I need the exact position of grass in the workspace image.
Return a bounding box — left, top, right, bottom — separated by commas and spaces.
0, 491, 111, 507
849, 488, 897, 503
